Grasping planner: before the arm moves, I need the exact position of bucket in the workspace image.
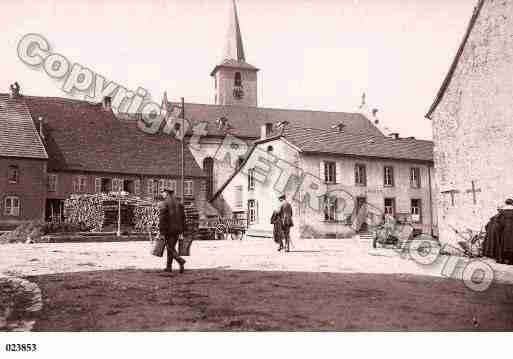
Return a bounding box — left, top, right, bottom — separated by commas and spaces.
178, 236, 193, 256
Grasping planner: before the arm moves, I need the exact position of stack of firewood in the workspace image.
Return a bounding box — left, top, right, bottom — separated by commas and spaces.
64, 194, 105, 232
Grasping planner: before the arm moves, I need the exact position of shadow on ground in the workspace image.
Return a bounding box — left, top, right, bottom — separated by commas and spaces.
24, 268, 513, 331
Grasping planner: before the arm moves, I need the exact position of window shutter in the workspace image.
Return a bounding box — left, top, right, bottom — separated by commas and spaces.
336, 162, 342, 184
319, 161, 325, 182
363, 166, 367, 186
418, 168, 422, 188
390, 167, 394, 186
256, 200, 259, 224
320, 194, 326, 221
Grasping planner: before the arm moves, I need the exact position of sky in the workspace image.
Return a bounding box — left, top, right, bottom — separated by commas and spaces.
0, 0, 476, 140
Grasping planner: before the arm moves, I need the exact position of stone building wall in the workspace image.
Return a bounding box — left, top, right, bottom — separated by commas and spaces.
430, 0, 513, 245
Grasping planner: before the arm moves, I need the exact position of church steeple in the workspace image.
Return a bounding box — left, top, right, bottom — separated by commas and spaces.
211, 0, 259, 107
223, 0, 246, 62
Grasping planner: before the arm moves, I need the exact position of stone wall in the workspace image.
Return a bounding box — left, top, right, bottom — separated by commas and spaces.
430, 0, 513, 244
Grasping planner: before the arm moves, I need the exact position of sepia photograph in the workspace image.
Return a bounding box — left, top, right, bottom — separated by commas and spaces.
0, 0, 512, 355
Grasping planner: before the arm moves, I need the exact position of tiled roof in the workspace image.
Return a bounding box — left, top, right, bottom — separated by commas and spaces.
210, 59, 259, 76
19, 95, 205, 178
0, 94, 48, 159
212, 126, 433, 201
278, 126, 434, 162
166, 102, 384, 139
426, 0, 484, 118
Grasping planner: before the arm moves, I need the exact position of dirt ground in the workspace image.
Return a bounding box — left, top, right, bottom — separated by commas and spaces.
2, 237, 513, 331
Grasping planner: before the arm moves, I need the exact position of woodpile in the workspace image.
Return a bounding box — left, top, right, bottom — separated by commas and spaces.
64, 194, 106, 232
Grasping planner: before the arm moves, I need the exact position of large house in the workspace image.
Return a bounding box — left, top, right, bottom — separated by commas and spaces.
0, 89, 208, 230
210, 124, 436, 238
426, 0, 513, 245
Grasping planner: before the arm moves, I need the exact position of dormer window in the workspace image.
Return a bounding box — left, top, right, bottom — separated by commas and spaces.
234, 72, 242, 87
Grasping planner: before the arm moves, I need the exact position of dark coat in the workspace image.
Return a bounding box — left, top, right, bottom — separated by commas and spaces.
483, 214, 502, 260
279, 201, 294, 228
498, 209, 513, 253
158, 197, 186, 236
271, 210, 284, 244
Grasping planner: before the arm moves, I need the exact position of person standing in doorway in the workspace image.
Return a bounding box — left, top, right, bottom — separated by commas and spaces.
279, 194, 294, 252
158, 189, 186, 273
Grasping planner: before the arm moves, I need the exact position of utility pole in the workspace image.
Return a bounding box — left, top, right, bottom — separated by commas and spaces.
181, 97, 185, 203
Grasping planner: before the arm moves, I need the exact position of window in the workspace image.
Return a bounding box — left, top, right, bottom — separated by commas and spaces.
48, 174, 58, 192
384, 166, 394, 187
73, 176, 87, 193
7, 165, 19, 184
324, 161, 336, 184
158, 179, 166, 193
410, 167, 421, 188
248, 169, 255, 190
323, 195, 338, 221
165, 179, 177, 192
411, 199, 422, 222
184, 180, 194, 196
248, 199, 257, 224
235, 185, 243, 208
4, 196, 20, 216
111, 178, 123, 193
355, 164, 367, 186
100, 178, 111, 193
234, 72, 242, 87
152, 179, 159, 197
95, 178, 102, 193
384, 198, 396, 215
147, 179, 154, 196
134, 179, 141, 195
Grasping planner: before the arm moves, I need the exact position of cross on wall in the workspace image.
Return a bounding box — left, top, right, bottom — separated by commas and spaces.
466, 180, 482, 205
441, 189, 460, 206
440, 181, 482, 207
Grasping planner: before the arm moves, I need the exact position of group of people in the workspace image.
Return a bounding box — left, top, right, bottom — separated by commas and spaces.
483, 198, 513, 264
271, 194, 294, 252
157, 190, 296, 273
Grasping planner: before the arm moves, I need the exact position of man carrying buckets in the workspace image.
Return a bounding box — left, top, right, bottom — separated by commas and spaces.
158, 189, 186, 273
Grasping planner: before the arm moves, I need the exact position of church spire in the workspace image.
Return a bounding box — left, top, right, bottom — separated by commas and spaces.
223, 0, 246, 62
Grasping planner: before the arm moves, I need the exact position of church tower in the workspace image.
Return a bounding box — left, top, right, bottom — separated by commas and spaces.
211, 0, 259, 107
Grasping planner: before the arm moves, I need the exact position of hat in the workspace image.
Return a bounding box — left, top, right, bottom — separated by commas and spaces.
278, 194, 286, 200
505, 198, 513, 206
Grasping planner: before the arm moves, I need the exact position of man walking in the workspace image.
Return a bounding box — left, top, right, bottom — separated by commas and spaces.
158, 189, 186, 273
279, 194, 294, 252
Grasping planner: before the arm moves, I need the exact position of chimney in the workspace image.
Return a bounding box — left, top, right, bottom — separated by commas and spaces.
9, 82, 21, 98
261, 122, 273, 140
102, 96, 112, 111
389, 133, 400, 140
372, 109, 379, 124
38, 117, 45, 140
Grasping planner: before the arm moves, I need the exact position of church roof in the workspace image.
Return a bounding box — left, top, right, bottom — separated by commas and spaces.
19, 95, 206, 178
0, 94, 48, 160
166, 101, 384, 139
425, 0, 485, 118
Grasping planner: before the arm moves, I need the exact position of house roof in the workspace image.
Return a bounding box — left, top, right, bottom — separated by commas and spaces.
0, 94, 48, 160
279, 126, 434, 162
211, 125, 433, 201
425, 0, 485, 119
19, 95, 206, 178
166, 101, 384, 139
